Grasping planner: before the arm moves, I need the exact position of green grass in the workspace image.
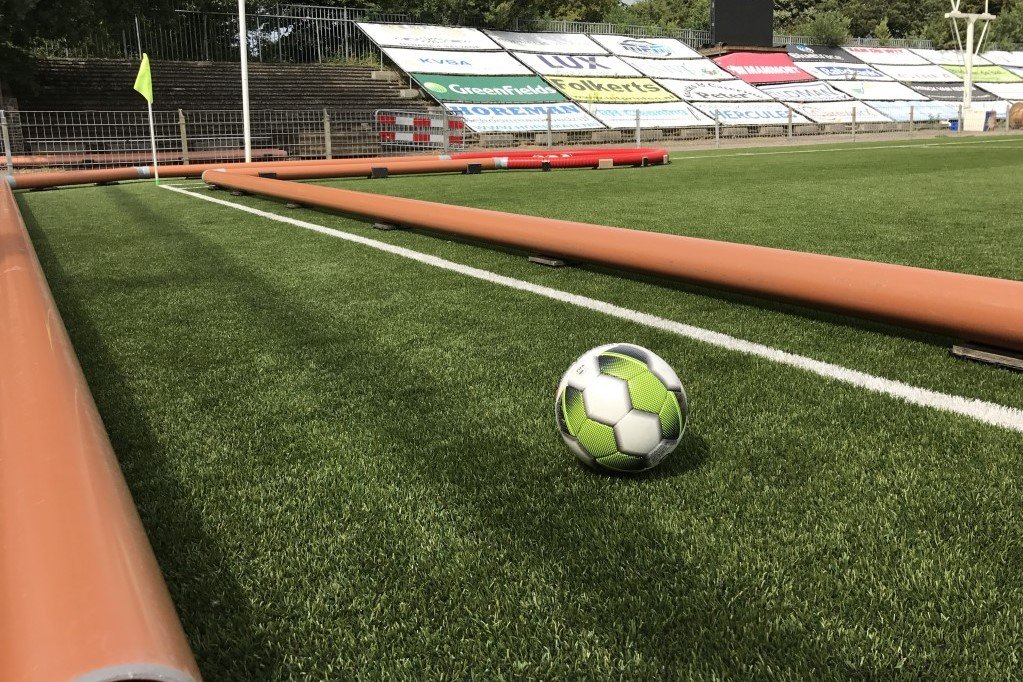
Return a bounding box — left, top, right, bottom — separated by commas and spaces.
15, 136, 1023, 679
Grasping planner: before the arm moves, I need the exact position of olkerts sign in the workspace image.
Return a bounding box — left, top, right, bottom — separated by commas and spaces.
791, 101, 891, 123
581, 102, 715, 128
977, 82, 1023, 100
798, 63, 892, 81
622, 57, 731, 80
382, 47, 531, 75
713, 52, 814, 84
908, 82, 995, 101
545, 76, 678, 103
829, 80, 929, 101
411, 74, 565, 103
841, 46, 929, 65
444, 103, 601, 131
357, 23, 500, 50
942, 65, 1022, 83
485, 30, 605, 55
658, 79, 772, 102
757, 82, 850, 102
590, 35, 701, 60
875, 64, 961, 83
787, 44, 862, 64
513, 52, 640, 77
692, 102, 810, 125
911, 49, 991, 66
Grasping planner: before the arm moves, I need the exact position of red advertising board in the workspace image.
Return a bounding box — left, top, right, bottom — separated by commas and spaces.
713, 52, 815, 84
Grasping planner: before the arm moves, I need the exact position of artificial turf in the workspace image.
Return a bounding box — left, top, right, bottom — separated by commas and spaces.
15, 135, 1023, 679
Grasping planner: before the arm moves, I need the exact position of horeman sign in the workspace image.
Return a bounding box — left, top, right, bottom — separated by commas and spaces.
412, 74, 566, 103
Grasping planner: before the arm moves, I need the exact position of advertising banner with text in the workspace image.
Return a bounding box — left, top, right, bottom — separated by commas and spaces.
757, 82, 850, 102
829, 80, 929, 101
942, 65, 1022, 83
383, 47, 531, 75
791, 101, 891, 123
797, 62, 892, 81
513, 52, 641, 77
485, 30, 605, 55
911, 49, 991, 66
545, 76, 678, 103
875, 64, 961, 83
658, 79, 773, 102
977, 82, 1023, 100
622, 57, 732, 80
906, 82, 995, 101
982, 51, 1023, 68
713, 52, 815, 84
443, 103, 602, 132
841, 47, 929, 65
581, 102, 715, 129
411, 74, 565, 103
357, 23, 501, 50
863, 100, 959, 122
692, 101, 810, 125
590, 35, 701, 60
787, 44, 863, 64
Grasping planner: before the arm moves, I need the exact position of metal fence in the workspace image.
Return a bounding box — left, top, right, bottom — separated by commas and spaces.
32, 5, 408, 63
4, 105, 1018, 175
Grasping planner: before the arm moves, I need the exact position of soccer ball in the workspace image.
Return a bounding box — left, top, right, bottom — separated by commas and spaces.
555, 343, 687, 473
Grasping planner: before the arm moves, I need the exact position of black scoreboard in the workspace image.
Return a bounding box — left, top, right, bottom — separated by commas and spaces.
710, 0, 774, 47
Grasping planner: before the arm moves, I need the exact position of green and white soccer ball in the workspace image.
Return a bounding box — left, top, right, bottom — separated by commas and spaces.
555, 343, 688, 473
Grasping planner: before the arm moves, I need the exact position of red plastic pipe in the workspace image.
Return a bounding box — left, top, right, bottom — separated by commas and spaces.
0, 182, 201, 682
202, 169, 1023, 353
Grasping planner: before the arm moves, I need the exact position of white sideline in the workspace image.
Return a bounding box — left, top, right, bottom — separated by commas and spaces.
162, 184, 1023, 434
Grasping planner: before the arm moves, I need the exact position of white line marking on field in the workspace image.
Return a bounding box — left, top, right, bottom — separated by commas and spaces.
162, 183, 1023, 434
669, 136, 1023, 161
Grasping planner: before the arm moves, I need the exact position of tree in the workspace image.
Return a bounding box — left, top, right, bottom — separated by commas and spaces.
874, 15, 893, 44
798, 10, 851, 45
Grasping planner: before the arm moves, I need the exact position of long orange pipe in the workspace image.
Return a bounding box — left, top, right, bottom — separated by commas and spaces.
0, 182, 201, 682
203, 169, 1023, 352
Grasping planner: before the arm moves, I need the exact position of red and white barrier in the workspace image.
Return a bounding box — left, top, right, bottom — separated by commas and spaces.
376, 110, 465, 150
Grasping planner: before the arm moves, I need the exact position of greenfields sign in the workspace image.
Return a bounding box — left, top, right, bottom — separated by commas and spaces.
411, 74, 566, 103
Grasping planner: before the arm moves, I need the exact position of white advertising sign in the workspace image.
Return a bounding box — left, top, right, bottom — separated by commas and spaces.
797, 62, 892, 81
910, 49, 990, 66
382, 47, 531, 75
983, 51, 1023, 68
357, 23, 500, 50
828, 80, 928, 101
692, 102, 810, 125
842, 46, 929, 65
977, 82, 1023, 101
1012, 67, 1023, 78
757, 82, 850, 102
875, 64, 960, 83
622, 57, 731, 80
863, 100, 959, 122
790, 101, 891, 123
589, 35, 701, 60
444, 102, 601, 132
513, 52, 640, 77
659, 79, 773, 101
485, 30, 605, 54
581, 102, 715, 128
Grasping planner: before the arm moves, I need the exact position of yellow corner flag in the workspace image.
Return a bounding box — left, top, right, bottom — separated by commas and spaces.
133, 53, 153, 103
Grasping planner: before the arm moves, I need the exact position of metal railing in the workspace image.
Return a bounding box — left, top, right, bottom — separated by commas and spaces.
3, 105, 1017, 175
510, 18, 712, 45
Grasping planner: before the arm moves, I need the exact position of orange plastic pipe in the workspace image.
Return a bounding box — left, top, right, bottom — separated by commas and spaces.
0, 182, 201, 682
230, 157, 500, 180
203, 170, 1023, 352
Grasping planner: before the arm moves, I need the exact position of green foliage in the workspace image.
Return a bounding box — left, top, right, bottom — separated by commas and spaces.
797, 10, 852, 46
874, 15, 893, 44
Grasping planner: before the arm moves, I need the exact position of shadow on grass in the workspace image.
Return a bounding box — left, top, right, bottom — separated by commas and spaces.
17, 196, 285, 680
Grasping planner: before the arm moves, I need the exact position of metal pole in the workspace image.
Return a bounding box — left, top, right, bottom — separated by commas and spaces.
178, 109, 189, 164
964, 18, 975, 113
635, 109, 641, 147
1008, 103, 1012, 133
238, 0, 252, 162
546, 110, 552, 149
441, 109, 449, 153
787, 105, 793, 142
851, 106, 857, 142
714, 113, 720, 148
323, 108, 332, 159
1, 110, 13, 174
959, 104, 964, 133
909, 105, 914, 135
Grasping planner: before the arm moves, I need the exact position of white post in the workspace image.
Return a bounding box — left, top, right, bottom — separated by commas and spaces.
787, 105, 793, 142
238, 0, 252, 162
546, 110, 552, 149
909, 104, 914, 135
714, 113, 720, 148
851, 106, 857, 141
959, 104, 964, 133
964, 18, 975, 112
1008, 103, 1012, 133
635, 109, 641, 147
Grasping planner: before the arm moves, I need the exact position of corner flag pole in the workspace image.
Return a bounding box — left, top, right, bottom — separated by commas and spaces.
238, 0, 252, 163
133, 19, 160, 184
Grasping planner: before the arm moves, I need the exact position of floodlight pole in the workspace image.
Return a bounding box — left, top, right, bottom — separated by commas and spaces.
238, 0, 252, 162
946, 1, 996, 113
